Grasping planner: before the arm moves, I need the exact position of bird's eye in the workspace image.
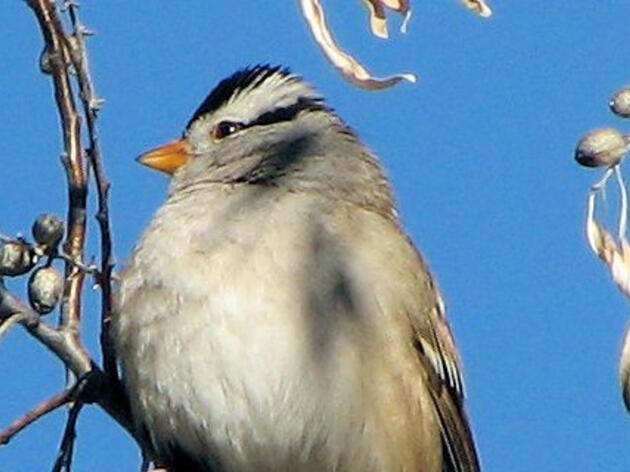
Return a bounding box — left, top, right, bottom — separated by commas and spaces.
211, 121, 244, 141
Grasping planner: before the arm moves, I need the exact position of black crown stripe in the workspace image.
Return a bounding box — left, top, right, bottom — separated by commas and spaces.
185, 65, 292, 130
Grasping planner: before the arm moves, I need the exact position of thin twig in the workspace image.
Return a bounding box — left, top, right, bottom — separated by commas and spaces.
21, 0, 137, 448
591, 166, 615, 193
2, 232, 97, 281
615, 165, 628, 239
0, 281, 91, 374
2, 3, 142, 469
0, 389, 73, 446
0, 313, 24, 344
55, 250, 99, 276
63, 0, 117, 378
48, 372, 93, 472
1, 231, 98, 277
0, 280, 134, 435
51, 399, 83, 472
26, 0, 90, 386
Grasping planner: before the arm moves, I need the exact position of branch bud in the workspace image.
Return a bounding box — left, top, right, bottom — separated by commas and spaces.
39, 45, 52, 75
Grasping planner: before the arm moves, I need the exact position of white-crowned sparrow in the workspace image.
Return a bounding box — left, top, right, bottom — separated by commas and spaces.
112, 65, 480, 472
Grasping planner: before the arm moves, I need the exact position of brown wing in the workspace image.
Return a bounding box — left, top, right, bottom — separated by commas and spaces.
328, 203, 481, 472
410, 265, 481, 472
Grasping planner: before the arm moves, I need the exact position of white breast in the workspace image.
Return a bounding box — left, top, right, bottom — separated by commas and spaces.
113, 185, 438, 472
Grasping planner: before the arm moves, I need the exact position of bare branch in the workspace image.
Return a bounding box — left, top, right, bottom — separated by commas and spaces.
0, 279, 134, 442
55, 250, 99, 277
63, 0, 117, 378
51, 399, 83, 472
0, 280, 91, 375
2, 231, 99, 277
0, 313, 24, 345
17, 0, 138, 455
0, 389, 73, 446
26, 0, 89, 369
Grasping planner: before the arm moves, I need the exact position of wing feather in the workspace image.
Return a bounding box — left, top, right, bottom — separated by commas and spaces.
409, 264, 481, 472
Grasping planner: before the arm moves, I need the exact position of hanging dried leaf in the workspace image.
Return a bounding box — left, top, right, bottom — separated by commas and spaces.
300, 0, 417, 90
583, 166, 630, 413
461, 0, 493, 18
586, 209, 630, 297
362, 0, 412, 38
299, 0, 492, 89
363, 0, 389, 39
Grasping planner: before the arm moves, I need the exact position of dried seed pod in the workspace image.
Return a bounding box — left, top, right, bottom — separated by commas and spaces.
0, 241, 34, 276
575, 128, 630, 168
28, 267, 63, 315
610, 87, 630, 118
32, 213, 65, 251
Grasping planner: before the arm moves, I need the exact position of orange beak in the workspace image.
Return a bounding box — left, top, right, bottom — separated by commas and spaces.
137, 139, 192, 175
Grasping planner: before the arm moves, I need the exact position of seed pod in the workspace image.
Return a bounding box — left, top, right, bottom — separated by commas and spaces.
610, 87, 630, 118
32, 213, 65, 251
575, 128, 630, 168
28, 267, 63, 315
0, 241, 34, 276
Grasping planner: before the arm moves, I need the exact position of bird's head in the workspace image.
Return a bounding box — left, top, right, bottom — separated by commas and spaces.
138, 65, 395, 216
139, 66, 331, 181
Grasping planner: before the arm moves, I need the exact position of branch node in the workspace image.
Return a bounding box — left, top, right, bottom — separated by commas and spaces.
61, 0, 80, 12
89, 97, 105, 111
78, 25, 95, 37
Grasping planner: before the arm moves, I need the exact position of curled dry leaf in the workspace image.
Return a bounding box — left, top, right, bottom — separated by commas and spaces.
300, 0, 492, 89
363, 0, 491, 38
461, 0, 493, 18
300, 0, 416, 90
585, 189, 630, 413
362, 0, 412, 39
586, 218, 630, 297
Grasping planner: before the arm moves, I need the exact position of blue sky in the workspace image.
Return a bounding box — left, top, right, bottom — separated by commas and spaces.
2, 1, 630, 471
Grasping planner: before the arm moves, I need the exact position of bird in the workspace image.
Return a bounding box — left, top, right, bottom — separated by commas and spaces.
112, 65, 481, 472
